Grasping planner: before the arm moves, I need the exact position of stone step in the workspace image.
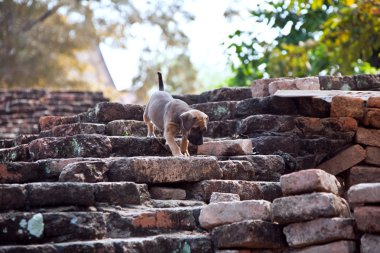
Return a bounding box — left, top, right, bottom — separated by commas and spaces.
185, 180, 282, 203
39, 123, 106, 137
0, 232, 212, 252
0, 182, 150, 211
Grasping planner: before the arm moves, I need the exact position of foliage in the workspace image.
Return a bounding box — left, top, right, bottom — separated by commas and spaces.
226, 0, 380, 87
0, 0, 196, 100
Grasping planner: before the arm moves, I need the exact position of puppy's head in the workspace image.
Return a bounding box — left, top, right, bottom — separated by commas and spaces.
180, 110, 208, 145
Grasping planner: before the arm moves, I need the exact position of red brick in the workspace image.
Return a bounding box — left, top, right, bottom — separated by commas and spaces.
363, 108, 380, 128
365, 146, 380, 166
331, 96, 365, 120
367, 96, 380, 108
356, 127, 380, 147
348, 166, 380, 187
354, 206, 380, 232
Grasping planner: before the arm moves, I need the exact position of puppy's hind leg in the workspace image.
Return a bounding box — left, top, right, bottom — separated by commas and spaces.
143, 113, 156, 137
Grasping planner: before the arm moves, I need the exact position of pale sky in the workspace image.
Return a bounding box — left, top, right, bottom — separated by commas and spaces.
100, 0, 274, 90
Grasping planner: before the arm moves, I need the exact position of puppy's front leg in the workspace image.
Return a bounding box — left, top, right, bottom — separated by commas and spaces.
165, 123, 183, 156
180, 136, 190, 156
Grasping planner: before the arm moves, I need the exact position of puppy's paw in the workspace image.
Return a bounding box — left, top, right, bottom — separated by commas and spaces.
147, 133, 156, 138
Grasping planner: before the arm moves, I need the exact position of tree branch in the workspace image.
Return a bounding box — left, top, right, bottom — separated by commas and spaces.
21, 3, 64, 33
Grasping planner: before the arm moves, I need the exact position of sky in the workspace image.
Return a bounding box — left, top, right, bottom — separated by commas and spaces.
100, 0, 274, 91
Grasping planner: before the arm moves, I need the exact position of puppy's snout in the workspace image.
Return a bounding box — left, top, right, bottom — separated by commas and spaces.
188, 127, 204, 146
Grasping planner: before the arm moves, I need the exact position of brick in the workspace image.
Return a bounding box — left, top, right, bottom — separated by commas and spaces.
205, 120, 239, 138
218, 160, 256, 180
0, 144, 30, 162
361, 234, 380, 253
226, 155, 285, 181
39, 115, 79, 131
356, 127, 380, 147
108, 156, 222, 183
59, 161, 109, 182
0, 184, 26, 210
187, 180, 282, 202
209, 192, 240, 203
251, 77, 290, 97
197, 139, 252, 156
211, 220, 286, 249
95, 182, 150, 205
0, 212, 106, 244
280, 169, 341, 195
109, 136, 172, 157
37, 158, 96, 180
29, 135, 112, 160
354, 206, 380, 232
283, 218, 355, 247
347, 183, 380, 204
348, 166, 380, 186
367, 96, 380, 108
238, 115, 296, 137
93, 102, 144, 122
200, 87, 252, 102
149, 187, 186, 200
199, 200, 271, 230
285, 240, 356, 253
272, 192, 350, 224
365, 146, 380, 165
0, 162, 43, 183
317, 144, 366, 175
363, 108, 380, 128
39, 123, 106, 137
106, 119, 149, 136
268, 77, 320, 96
331, 96, 365, 119
191, 101, 237, 121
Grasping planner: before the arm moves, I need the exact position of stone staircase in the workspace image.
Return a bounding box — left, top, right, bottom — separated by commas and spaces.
0, 83, 379, 252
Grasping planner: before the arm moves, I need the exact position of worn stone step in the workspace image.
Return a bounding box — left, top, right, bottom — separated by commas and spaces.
0, 144, 30, 162
0, 232, 212, 252
0, 182, 149, 211
107, 156, 222, 184
219, 155, 285, 181
211, 220, 286, 249
347, 165, 380, 187
198, 139, 252, 156
39, 123, 106, 137
347, 183, 380, 205
186, 180, 281, 203
285, 240, 356, 253
272, 192, 351, 225
354, 206, 380, 233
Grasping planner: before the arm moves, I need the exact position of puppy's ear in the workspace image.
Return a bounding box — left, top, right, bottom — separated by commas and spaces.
180, 112, 196, 132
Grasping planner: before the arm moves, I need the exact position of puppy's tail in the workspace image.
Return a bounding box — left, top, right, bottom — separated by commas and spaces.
157, 72, 164, 91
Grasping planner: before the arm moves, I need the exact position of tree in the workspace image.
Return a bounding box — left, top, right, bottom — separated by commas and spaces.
0, 0, 196, 99
226, 0, 380, 86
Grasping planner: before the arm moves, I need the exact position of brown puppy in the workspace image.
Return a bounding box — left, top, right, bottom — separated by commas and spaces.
143, 72, 208, 156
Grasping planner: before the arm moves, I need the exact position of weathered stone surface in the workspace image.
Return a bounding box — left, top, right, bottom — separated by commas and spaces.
367, 96, 380, 108
251, 77, 290, 97
197, 139, 252, 156
93, 102, 144, 122
211, 220, 286, 249
0, 212, 106, 244
108, 156, 222, 183
95, 182, 150, 205
29, 135, 112, 160
226, 155, 285, 181
0, 144, 30, 162
59, 161, 108, 182
283, 218, 355, 248
361, 234, 380, 253
347, 183, 380, 204
0, 184, 26, 210
37, 158, 97, 180
109, 136, 171, 157
206, 120, 239, 138
356, 127, 380, 147
348, 166, 380, 186
366, 146, 380, 166
0, 162, 43, 183
285, 240, 356, 253
26, 182, 95, 207
39, 123, 106, 137
191, 101, 237, 121
331, 96, 365, 119
149, 187, 186, 200
354, 74, 380, 90
187, 180, 282, 202
363, 108, 380, 128
200, 87, 252, 102
39, 115, 79, 131
280, 169, 341, 196
272, 192, 350, 224
238, 115, 296, 137
209, 192, 240, 203
199, 200, 271, 230
317, 144, 366, 175
354, 206, 380, 232
218, 160, 255, 180
236, 97, 298, 118
319, 75, 356, 90
106, 119, 150, 136
268, 77, 320, 96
